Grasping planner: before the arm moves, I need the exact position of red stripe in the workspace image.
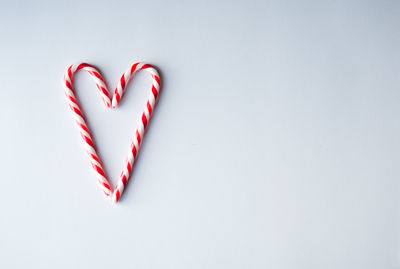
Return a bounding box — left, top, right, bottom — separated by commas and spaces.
147, 101, 152, 115
103, 190, 110, 196
131, 63, 139, 74
65, 80, 73, 90
127, 160, 132, 174
77, 63, 92, 70
96, 85, 110, 99
77, 122, 89, 135
136, 130, 142, 144
122, 175, 127, 186
82, 134, 95, 149
152, 85, 158, 99
115, 190, 120, 202
92, 164, 107, 179
132, 145, 137, 158
90, 153, 100, 164
115, 92, 120, 103
142, 113, 148, 128
102, 181, 111, 191
141, 64, 152, 69
153, 75, 160, 86
68, 95, 79, 106
71, 106, 84, 119
68, 66, 72, 78
120, 75, 125, 89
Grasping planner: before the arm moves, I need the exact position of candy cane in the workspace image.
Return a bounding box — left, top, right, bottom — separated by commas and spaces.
63, 62, 161, 203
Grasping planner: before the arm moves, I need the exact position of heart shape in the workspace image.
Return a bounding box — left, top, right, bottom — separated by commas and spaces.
63, 62, 161, 203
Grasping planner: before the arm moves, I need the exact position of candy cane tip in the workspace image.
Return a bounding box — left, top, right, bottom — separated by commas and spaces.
111, 98, 118, 108
111, 194, 119, 203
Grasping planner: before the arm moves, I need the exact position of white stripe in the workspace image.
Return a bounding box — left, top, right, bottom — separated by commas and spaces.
148, 93, 156, 107
117, 83, 123, 96
117, 181, 125, 193
128, 152, 134, 166
152, 79, 160, 91
132, 134, 140, 151
124, 71, 130, 85
64, 87, 75, 97
137, 121, 145, 138
64, 74, 72, 84
70, 64, 79, 73
136, 62, 144, 70
144, 107, 150, 121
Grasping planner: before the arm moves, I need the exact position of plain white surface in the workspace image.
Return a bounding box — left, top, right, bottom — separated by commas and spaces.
1, 0, 400, 268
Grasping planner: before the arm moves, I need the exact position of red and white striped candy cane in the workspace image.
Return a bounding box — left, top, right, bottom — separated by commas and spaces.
63, 62, 161, 203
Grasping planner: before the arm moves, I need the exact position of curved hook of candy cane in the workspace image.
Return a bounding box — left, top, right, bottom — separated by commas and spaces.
65, 63, 112, 107
111, 63, 161, 202
63, 63, 113, 197
111, 63, 160, 108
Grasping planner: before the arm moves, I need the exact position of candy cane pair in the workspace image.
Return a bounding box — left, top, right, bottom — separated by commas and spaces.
63, 62, 161, 203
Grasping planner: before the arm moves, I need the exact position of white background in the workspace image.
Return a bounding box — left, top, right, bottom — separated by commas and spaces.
1, 0, 399, 268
